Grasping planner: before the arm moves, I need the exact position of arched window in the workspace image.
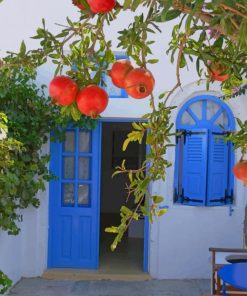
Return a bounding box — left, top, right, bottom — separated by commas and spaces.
174, 95, 235, 206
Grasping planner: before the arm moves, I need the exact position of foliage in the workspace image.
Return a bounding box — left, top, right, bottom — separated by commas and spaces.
227, 118, 247, 160
0, 113, 19, 294
0, 270, 12, 295
0, 0, 246, 250
0, 112, 23, 234
0, 67, 96, 235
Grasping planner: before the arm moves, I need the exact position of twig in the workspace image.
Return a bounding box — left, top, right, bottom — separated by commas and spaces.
236, 3, 245, 10
220, 3, 247, 20
87, 14, 106, 55
230, 17, 240, 30
165, 34, 187, 103
172, 2, 238, 42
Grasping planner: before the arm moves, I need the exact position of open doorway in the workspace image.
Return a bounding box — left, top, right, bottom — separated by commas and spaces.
100, 122, 146, 274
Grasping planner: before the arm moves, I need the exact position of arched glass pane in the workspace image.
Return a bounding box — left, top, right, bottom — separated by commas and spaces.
207, 101, 220, 120
181, 111, 196, 125
190, 100, 203, 120
215, 111, 228, 127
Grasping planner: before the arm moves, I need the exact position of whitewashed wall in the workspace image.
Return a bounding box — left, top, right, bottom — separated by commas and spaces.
0, 142, 49, 289
0, 0, 246, 286
149, 83, 247, 279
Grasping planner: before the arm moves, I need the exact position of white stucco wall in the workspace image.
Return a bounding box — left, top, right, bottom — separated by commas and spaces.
149, 82, 247, 279
0, 141, 49, 289
0, 0, 246, 287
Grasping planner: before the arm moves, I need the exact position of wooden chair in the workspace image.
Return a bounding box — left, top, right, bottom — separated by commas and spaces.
209, 247, 247, 295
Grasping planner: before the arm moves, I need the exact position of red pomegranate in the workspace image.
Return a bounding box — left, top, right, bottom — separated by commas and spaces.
49, 76, 78, 106
87, 0, 116, 13
72, 0, 86, 10
233, 161, 247, 185
124, 68, 155, 99
76, 85, 108, 117
108, 60, 134, 88
207, 62, 229, 82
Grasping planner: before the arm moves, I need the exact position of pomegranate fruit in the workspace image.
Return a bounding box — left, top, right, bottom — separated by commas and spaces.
76, 85, 108, 117
233, 161, 247, 185
49, 76, 78, 106
124, 68, 155, 99
108, 60, 134, 88
207, 62, 229, 82
87, 0, 116, 13
72, 0, 86, 10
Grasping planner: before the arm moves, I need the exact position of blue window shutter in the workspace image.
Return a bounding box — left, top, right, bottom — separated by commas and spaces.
181, 129, 208, 206
206, 133, 229, 206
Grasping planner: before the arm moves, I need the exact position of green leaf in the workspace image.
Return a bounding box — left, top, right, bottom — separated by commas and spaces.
70, 105, 81, 122
132, 122, 142, 130
160, 0, 173, 22
20, 41, 26, 56
122, 138, 130, 151
105, 226, 119, 233
156, 10, 181, 22
192, 0, 204, 13
131, 0, 142, 11
157, 209, 167, 216
185, 15, 193, 35
147, 59, 159, 64
153, 196, 164, 204
123, 0, 132, 10
179, 54, 186, 68
140, 206, 149, 216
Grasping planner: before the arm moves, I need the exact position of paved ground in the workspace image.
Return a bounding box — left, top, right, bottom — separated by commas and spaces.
8, 278, 210, 296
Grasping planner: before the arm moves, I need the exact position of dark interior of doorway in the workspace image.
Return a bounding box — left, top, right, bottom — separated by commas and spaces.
100, 122, 146, 274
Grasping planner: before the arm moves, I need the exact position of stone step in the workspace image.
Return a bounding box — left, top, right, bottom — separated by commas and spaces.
42, 269, 151, 281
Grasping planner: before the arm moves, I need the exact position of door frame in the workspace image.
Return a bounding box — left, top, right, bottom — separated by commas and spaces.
99, 118, 149, 273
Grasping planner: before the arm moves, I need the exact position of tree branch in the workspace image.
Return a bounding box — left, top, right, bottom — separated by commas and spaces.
220, 3, 247, 20
172, 1, 238, 42
165, 34, 186, 102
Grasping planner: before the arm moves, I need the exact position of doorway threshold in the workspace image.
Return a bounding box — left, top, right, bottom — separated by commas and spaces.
42, 269, 151, 281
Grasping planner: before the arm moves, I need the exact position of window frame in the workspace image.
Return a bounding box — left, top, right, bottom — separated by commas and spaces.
174, 95, 235, 207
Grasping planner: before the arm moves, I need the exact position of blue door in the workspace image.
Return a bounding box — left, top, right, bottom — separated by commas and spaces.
48, 124, 101, 269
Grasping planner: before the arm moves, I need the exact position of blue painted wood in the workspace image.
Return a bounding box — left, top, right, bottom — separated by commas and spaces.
175, 95, 235, 207
182, 129, 208, 206
176, 95, 235, 131
143, 215, 149, 272
207, 133, 229, 206
218, 263, 247, 291
143, 142, 151, 273
48, 124, 101, 269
